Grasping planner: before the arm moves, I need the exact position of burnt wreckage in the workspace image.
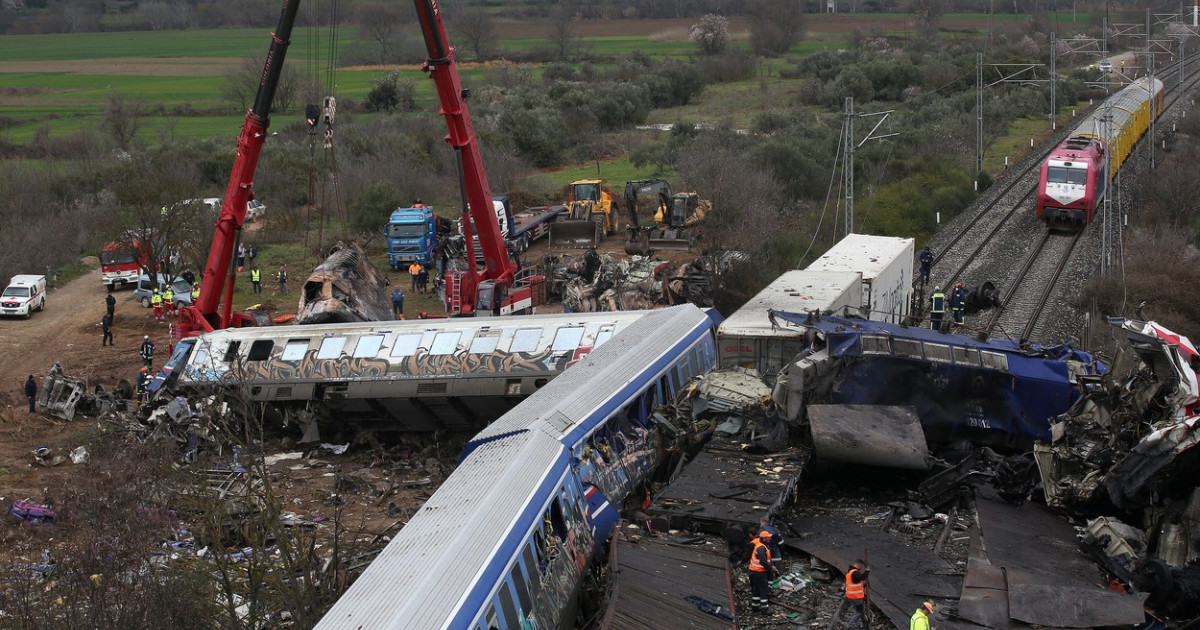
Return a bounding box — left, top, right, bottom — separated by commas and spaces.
763, 310, 1200, 624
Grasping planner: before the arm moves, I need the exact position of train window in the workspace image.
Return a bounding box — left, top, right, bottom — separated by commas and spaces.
511, 328, 541, 353
924, 343, 953, 363
247, 340, 273, 361
431, 332, 462, 355
521, 545, 542, 595
281, 340, 309, 362
894, 338, 923, 359
469, 334, 500, 354
484, 605, 500, 630
510, 563, 533, 613
550, 500, 567, 538
497, 582, 519, 629
595, 325, 615, 347
1046, 165, 1088, 185
861, 336, 891, 354
980, 351, 1009, 372
551, 327, 585, 352
391, 333, 422, 357
352, 335, 385, 358
316, 337, 346, 359
220, 340, 240, 363
953, 347, 981, 366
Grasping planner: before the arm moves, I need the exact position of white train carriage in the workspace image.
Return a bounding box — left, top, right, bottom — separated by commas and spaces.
154, 311, 647, 432
315, 305, 720, 630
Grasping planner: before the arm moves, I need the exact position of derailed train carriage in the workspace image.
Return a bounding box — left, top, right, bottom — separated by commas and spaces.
1037, 76, 1164, 226
151, 311, 648, 433
314, 305, 719, 630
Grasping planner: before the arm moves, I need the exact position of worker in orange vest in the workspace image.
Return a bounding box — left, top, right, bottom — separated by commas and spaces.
748, 530, 779, 615
843, 559, 871, 629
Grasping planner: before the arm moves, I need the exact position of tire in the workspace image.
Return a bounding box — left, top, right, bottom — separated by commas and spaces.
141, 296, 151, 308
25, 310, 31, 320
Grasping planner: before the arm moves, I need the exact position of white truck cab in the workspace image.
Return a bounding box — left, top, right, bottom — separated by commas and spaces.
1, 274, 47, 319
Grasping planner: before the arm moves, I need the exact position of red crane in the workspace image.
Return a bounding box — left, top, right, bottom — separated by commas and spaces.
175, 0, 301, 338
413, 0, 543, 316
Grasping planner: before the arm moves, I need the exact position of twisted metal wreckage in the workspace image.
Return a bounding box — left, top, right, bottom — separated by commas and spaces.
761, 310, 1200, 625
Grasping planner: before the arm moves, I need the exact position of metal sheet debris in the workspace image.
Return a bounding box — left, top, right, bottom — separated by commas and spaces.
599, 532, 734, 630
807, 404, 932, 470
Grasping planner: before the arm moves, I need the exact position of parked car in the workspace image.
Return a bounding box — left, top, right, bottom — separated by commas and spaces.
246, 199, 267, 222
133, 274, 194, 308
1, 274, 47, 319
1098, 60, 1113, 74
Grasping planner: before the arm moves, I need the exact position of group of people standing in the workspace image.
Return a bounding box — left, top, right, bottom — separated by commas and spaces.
919, 245, 967, 333
407, 261, 430, 294
745, 520, 936, 629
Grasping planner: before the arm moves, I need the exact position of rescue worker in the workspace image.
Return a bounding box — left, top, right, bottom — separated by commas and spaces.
748, 530, 779, 614
190, 281, 200, 302
929, 287, 946, 332
391, 288, 406, 318
919, 246, 934, 286
140, 335, 155, 369
105, 292, 116, 317
151, 288, 163, 321
408, 261, 422, 292
237, 243, 246, 272
910, 601, 935, 630
136, 367, 149, 403
163, 286, 174, 319
951, 282, 967, 326
759, 517, 784, 570
418, 266, 429, 294
250, 267, 262, 295
843, 560, 870, 629
24, 374, 37, 413
277, 266, 288, 295
101, 312, 114, 346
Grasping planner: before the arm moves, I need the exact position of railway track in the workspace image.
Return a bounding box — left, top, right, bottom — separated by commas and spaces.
923, 52, 1200, 343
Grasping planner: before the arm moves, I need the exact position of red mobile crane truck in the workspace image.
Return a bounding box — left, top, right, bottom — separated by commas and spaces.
414, 0, 544, 316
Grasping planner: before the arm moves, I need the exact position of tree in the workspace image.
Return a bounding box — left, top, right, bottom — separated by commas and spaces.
690, 14, 729, 56
222, 56, 302, 114
100, 90, 142, 153
749, 0, 805, 57
365, 72, 416, 113
546, 5, 582, 61
454, 8, 497, 61
353, 1, 411, 64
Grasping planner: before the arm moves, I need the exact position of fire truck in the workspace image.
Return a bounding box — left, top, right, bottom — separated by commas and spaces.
100, 234, 154, 291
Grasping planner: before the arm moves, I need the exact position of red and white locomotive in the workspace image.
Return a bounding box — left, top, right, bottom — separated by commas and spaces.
1036, 76, 1164, 227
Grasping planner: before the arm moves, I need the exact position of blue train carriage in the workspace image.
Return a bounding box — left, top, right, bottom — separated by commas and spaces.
463, 304, 719, 547
770, 312, 1107, 447
313, 305, 720, 630
149, 312, 648, 431
315, 430, 592, 630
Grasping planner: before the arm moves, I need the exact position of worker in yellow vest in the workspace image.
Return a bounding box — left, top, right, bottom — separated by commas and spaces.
929, 287, 946, 332
151, 289, 163, 321
163, 286, 174, 318
910, 601, 935, 630
250, 267, 262, 295
191, 281, 200, 301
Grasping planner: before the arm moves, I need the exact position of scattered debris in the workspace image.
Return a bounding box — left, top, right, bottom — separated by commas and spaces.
8, 500, 56, 524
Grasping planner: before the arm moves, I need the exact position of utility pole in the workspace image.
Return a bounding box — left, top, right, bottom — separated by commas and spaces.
842, 97, 896, 239
976, 52, 984, 175
1050, 32, 1057, 130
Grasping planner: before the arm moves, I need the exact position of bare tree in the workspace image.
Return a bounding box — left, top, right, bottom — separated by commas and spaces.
100, 90, 142, 153
353, 1, 411, 64
546, 5, 582, 61
454, 8, 498, 61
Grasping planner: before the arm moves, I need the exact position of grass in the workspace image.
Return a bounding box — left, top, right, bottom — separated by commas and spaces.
0, 27, 350, 62
982, 100, 1093, 175
541, 157, 671, 189
645, 76, 808, 129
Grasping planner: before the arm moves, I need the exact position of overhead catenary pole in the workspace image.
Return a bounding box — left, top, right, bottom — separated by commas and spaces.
1050, 31, 1057, 130
976, 52, 984, 174
844, 97, 855, 238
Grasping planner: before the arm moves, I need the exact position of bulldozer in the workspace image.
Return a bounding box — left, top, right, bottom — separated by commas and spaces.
622, 179, 708, 255
548, 179, 619, 248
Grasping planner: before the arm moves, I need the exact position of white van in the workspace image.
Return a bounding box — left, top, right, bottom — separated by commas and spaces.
1, 275, 47, 319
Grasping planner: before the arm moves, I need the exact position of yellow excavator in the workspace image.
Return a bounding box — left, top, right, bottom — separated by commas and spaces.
548, 179, 619, 247
623, 179, 708, 255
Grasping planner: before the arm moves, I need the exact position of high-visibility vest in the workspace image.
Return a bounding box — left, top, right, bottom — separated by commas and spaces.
151, 293, 162, 306
845, 569, 865, 599
164, 289, 173, 305
910, 609, 930, 630
930, 292, 946, 315
191, 286, 200, 299
748, 539, 771, 573
409, 263, 421, 276
251, 269, 261, 282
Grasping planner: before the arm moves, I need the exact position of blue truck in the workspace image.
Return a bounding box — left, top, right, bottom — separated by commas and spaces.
388, 199, 567, 269
387, 204, 452, 269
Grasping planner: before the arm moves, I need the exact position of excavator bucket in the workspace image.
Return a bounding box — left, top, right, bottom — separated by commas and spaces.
624, 229, 651, 256
550, 217, 603, 248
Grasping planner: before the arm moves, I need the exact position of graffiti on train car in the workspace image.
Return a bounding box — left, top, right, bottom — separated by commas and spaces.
239, 351, 390, 380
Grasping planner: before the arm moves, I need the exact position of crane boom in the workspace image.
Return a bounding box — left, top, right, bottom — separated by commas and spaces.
177, 0, 301, 337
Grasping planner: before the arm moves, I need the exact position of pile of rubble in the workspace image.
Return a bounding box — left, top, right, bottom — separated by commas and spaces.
542, 250, 716, 312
